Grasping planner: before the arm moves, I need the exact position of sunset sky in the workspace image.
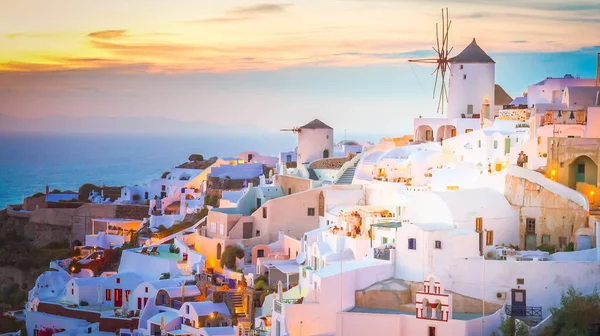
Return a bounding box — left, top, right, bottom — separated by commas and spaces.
1, 0, 599, 134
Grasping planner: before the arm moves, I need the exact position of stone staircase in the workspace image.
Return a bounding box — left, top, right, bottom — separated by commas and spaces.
237, 320, 251, 336
335, 162, 359, 185
230, 291, 245, 316
590, 207, 600, 217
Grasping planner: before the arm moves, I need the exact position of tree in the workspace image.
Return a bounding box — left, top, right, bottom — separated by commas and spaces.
540, 286, 600, 336
220, 246, 245, 270
491, 317, 529, 336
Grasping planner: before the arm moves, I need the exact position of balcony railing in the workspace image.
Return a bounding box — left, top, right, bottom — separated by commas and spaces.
505, 305, 542, 319
543, 110, 586, 126
274, 299, 299, 314
374, 248, 391, 261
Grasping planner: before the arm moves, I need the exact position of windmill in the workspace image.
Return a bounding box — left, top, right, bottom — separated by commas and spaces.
409, 8, 453, 114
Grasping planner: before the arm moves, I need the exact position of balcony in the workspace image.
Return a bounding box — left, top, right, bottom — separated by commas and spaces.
505, 305, 542, 319
543, 110, 586, 126
274, 299, 299, 314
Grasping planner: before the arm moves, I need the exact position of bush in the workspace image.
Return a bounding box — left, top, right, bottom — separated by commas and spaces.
160, 272, 170, 280
204, 194, 220, 208
565, 242, 575, 252
132, 194, 141, 201
536, 244, 556, 254
188, 154, 204, 162
254, 280, 268, 290
43, 240, 69, 250
491, 316, 529, 336
161, 171, 170, 179
220, 246, 245, 270
31, 192, 45, 198
540, 286, 600, 336
80, 301, 89, 306
157, 225, 167, 232
255, 275, 268, 284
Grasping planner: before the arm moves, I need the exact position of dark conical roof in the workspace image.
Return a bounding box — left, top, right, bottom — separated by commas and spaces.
299, 119, 333, 130
449, 38, 495, 64
495, 84, 513, 105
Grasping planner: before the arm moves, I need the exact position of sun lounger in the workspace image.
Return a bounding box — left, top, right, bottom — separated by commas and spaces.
139, 247, 148, 254
148, 246, 160, 255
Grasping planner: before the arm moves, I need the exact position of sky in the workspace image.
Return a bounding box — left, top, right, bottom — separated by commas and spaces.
1, 0, 599, 135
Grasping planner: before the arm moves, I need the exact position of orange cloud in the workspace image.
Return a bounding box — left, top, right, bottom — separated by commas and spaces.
88, 30, 127, 39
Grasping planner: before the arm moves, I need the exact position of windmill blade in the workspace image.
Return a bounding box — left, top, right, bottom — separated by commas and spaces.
432, 66, 440, 99
436, 23, 440, 55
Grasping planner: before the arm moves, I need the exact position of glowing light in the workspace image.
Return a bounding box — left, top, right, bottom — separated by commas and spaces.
70, 266, 75, 272
591, 190, 595, 196
551, 169, 556, 176
485, 96, 489, 103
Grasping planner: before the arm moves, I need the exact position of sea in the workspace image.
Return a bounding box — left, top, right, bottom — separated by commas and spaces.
0, 133, 298, 208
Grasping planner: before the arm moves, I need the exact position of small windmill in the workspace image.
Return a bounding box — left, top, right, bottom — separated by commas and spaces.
409, 8, 453, 114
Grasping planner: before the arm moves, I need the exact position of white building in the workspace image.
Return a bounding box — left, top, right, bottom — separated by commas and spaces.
294, 119, 334, 164
131, 279, 183, 311
65, 277, 106, 306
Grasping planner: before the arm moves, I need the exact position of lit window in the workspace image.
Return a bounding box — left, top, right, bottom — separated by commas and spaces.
475, 217, 483, 232
408, 238, 416, 250
71, 289, 74, 295
435, 240, 442, 249
106, 289, 112, 301
465, 129, 473, 133
125, 290, 131, 301
486, 231, 494, 246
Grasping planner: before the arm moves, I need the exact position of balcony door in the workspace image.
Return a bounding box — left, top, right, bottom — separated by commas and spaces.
114, 289, 123, 307
511, 289, 526, 316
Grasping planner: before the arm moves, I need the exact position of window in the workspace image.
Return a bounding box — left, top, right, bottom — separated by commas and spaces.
256, 198, 262, 208
516, 278, 525, 285
262, 207, 267, 218
486, 231, 494, 246
478, 140, 481, 148
578, 164, 585, 174
106, 289, 111, 301
467, 104, 473, 114
216, 243, 222, 260
125, 290, 131, 301
475, 217, 483, 232
219, 223, 224, 235
465, 129, 473, 133
288, 248, 291, 257
71, 289, 74, 295
307, 208, 315, 216
493, 140, 498, 149
256, 230, 261, 237
542, 234, 551, 245
463, 74, 467, 80
435, 240, 442, 249
186, 305, 190, 314
429, 326, 436, 336
145, 287, 148, 293
210, 222, 217, 233
116, 278, 120, 284
382, 237, 389, 245
288, 188, 292, 195
559, 236, 567, 248
460, 65, 464, 70
408, 238, 416, 250
526, 218, 536, 233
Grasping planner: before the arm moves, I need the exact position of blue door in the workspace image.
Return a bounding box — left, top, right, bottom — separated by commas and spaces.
577, 235, 592, 250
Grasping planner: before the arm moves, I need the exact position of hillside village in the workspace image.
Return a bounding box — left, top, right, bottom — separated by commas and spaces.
4, 40, 600, 336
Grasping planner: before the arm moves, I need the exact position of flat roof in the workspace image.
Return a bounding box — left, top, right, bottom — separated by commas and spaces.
347, 307, 492, 320
371, 222, 403, 229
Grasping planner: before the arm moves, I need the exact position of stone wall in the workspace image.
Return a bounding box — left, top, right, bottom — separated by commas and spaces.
23, 195, 46, 211
273, 175, 312, 195
115, 205, 149, 220
37, 302, 139, 332
505, 172, 589, 250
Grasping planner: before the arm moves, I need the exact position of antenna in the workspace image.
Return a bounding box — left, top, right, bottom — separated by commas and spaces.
408, 8, 453, 114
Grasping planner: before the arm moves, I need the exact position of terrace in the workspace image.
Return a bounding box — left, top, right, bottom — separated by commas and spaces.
347, 307, 492, 321
542, 110, 586, 125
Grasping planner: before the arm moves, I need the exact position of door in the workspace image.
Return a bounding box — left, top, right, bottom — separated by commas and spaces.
511, 289, 526, 316
115, 289, 123, 307
137, 297, 142, 309
143, 297, 148, 308
525, 234, 537, 251
505, 138, 511, 155
577, 235, 592, 250
451, 129, 456, 137
576, 164, 585, 183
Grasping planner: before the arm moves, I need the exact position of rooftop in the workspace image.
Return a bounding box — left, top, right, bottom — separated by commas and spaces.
495, 84, 513, 106
299, 119, 333, 130
449, 38, 495, 64
347, 307, 491, 321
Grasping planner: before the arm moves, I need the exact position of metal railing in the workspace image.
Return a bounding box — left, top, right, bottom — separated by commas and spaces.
505, 305, 542, 318
274, 299, 299, 313
374, 248, 391, 261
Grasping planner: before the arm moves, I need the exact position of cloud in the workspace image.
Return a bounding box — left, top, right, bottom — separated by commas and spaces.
6, 32, 67, 39
88, 30, 127, 39
227, 3, 292, 15
511, 40, 529, 44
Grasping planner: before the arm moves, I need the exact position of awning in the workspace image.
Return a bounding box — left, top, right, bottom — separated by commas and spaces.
269, 263, 299, 274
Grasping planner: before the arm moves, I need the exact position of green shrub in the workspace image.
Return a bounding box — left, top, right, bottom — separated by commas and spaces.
160, 272, 171, 280
536, 244, 556, 254
220, 246, 245, 270
255, 275, 268, 284
31, 192, 45, 198
565, 242, 575, 252
133, 194, 141, 201
80, 301, 89, 306
254, 280, 268, 290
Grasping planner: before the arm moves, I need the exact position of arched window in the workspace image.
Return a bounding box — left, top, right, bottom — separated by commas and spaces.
216, 243, 222, 260
323, 149, 330, 158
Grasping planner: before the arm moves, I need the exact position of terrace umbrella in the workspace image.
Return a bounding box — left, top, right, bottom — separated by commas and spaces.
277, 281, 283, 301
160, 316, 166, 336
181, 283, 185, 301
